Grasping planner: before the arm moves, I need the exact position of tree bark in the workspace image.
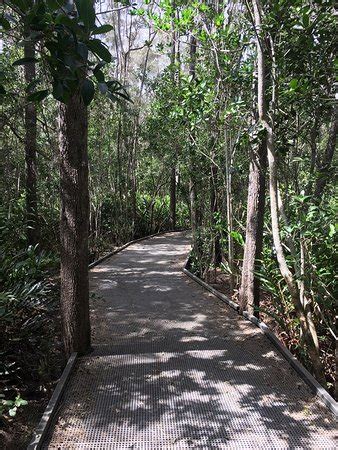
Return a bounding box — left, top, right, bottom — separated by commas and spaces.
314, 106, 337, 199
189, 177, 197, 235
225, 130, 235, 294
239, 142, 266, 315
169, 2, 177, 231
210, 155, 221, 266
189, 34, 198, 237
24, 29, 38, 246
59, 92, 91, 357
170, 166, 176, 230
239, 2, 267, 317
130, 118, 138, 237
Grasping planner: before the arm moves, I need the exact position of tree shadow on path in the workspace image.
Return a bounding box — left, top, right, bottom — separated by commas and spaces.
45, 232, 336, 449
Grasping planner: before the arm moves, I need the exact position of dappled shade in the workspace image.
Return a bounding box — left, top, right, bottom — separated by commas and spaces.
44, 233, 336, 448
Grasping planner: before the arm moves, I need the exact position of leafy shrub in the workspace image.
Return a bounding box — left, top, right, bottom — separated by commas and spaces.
0, 248, 57, 385
0, 394, 27, 419
256, 195, 336, 391
136, 194, 189, 236
189, 227, 215, 277
0, 204, 59, 404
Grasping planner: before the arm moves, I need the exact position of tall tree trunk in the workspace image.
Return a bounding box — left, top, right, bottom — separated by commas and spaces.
239, 55, 267, 315
169, 2, 177, 231
24, 27, 38, 246
239, 142, 266, 315
59, 93, 91, 357
210, 151, 221, 266
130, 117, 138, 237
170, 166, 176, 230
189, 34, 198, 237
314, 106, 337, 199
305, 115, 319, 196
251, 0, 326, 387
225, 130, 235, 295
189, 178, 197, 235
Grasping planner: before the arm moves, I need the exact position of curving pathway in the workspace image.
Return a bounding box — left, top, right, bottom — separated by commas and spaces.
44, 232, 336, 449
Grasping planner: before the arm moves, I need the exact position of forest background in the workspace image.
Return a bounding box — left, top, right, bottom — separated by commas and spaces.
0, 0, 336, 444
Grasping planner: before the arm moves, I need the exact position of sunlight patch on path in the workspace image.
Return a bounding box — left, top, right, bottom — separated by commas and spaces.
44, 232, 336, 449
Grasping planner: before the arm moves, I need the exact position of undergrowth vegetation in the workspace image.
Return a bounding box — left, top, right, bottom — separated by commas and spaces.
0, 205, 61, 422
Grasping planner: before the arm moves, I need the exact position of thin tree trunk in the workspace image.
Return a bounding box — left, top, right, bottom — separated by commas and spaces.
314, 106, 337, 199
189, 34, 198, 237
116, 113, 123, 212
225, 131, 235, 295
189, 178, 197, 235
267, 133, 325, 385
239, 56, 267, 315
130, 118, 138, 237
24, 27, 38, 246
170, 166, 176, 230
309, 118, 318, 174
305, 116, 319, 196
59, 92, 91, 357
169, 2, 177, 231
210, 149, 221, 266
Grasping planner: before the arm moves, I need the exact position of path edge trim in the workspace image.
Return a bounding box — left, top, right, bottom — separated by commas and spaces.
183, 259, 338, 417
27, 353, 77, 450
28, 230, 187, 448
89, 229, 187, 269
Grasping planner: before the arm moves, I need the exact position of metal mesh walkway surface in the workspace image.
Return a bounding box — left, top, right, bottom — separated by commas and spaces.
44, 232, 336, 449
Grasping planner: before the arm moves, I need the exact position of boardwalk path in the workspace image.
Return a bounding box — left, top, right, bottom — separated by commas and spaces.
45, 232, 336, 449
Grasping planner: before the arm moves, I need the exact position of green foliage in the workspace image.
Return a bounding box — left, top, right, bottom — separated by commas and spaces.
0, 205, 59, 402
189, 227, 215, 277
2, 0, 130, 105
287, 194, 336, 324
213, 212, 244, 251
0, 394, 28, 418
255, 192, 336, 376
136, 194, 188, 235
141, 0, 336, 391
